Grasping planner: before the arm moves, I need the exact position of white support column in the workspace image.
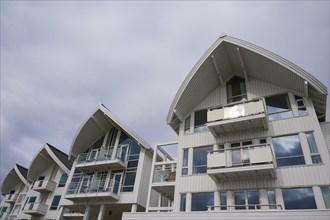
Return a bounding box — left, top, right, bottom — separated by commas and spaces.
97, 204, 106, 220
313, 186, 326, 209
275, 188, 284, 210
188, 148, 193, 175
145, 145, 158, 212
186, 192, 192, 212
299, 132, 313, 165
259, 189, 268, 210
227, 191, 233, 211
214, 191, 220, 211
83, 205, 91, 220
131, 204, 138, 213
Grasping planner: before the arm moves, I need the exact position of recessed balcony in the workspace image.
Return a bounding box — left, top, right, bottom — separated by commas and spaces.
207, 98, 268, 137
207, 144, 276, 181
152, 161, 177, 200
75, 147, 126, 172
4, 193, 18, 203
65, 179, 121, 202
23, 202, 48, 216
32, 179, 57, 193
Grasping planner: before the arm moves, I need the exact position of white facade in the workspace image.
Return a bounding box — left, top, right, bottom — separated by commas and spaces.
123, 35, 330, 220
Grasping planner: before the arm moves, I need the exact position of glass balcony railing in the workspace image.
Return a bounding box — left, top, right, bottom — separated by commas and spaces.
66, 179, 121, 200
152, 163, 177, 183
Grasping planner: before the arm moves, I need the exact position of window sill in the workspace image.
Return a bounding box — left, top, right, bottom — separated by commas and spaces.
276, 163, 324, 169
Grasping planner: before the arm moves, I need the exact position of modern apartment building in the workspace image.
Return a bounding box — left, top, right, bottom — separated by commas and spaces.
1, 164, 30, 220
1, 34, 329, 220
58, 104, 153, 220
123, 34, 330, 220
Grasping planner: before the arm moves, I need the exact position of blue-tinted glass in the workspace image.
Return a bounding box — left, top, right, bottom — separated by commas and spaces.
119, 132, 130, 145
122, 187, 134, 192
194, 110, 207, 127
266, 94, 291, 114
191, 192, 214, 211
123, 172, 136, 186
234, 192, 246, 210
273, 135, 303, 158
321, 187, 330, 209
129, 141, 141, 155
311, 155, 322, 164
306, 133, 318, 153
267, 190, 277, 209
298, 108, 308, 116
180, 194, 186, 211
282, 188, 316, 209
193, 146, 213, 174
58, 174, 68, 187
127, 160, 139, 168
194, 125, 208, 133
247, 191, 260, 209
220, 192, 227, 210
268, 111, 293, 120
276, 157, 305, 167
50, 195, 61, 210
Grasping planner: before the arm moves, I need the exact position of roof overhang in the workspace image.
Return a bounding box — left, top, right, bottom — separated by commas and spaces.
27, 143, 70, 181
167, 35, 328, 133
69, 104, 151, 159
1, 165, 30, 195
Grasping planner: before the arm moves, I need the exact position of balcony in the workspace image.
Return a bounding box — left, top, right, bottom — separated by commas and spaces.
0, 210, 10, 220
22, 202, 48, 216
4, 193, 18, 203
207, 98, 268, 137
75, 147, 126, 172
32, 179, 56, 193
207, 144, 276, 181
65, 179, 121, 202
152, 161, 177, 200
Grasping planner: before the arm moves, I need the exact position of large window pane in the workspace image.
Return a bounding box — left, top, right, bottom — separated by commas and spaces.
234, 192, 246, 210
247, 191, 260, 209
226, 76, 247, 104
184, 116, 191, 134
321, 187, 330, 209
191, 192, 214, 211
180, 194, 186, 211
182, 149, 188, 176
282, 188, 316, 209
194, 110, 208, 132
220, 192, 227, 210
58, 174, 68, 187
273, 134, 305, 167
193, 146, 213, 174
50, 195, 61, 210
267, 190, 277, 209
266, 94, 293, 120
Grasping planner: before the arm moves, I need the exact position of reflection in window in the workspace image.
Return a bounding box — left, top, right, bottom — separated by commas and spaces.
321, 187, 330, 209
234, 192, 246, 210
306, 132, 322, 164
234, 191, 260, 210
295, 95, 307, 116
184, 116, 191, 134
191, 192, 214, 211
50, 195, 61, 210
220, 192, 227, 210
266, 94, 293, 120
273, 134, 305, 167
193, 146, 213, 174
58, 174, 68, 187
267, 190, 277, 209
194, 110, 208, 132
282, 188, 316, 209
180, 194, 186, 211
182, 149, 188, 175
226, 76, 247, 104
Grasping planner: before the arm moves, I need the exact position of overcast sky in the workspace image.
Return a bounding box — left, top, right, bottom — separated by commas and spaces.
1, 1, 329, 190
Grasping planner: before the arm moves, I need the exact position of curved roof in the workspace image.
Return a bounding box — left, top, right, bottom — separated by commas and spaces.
167, 34, 328, 133
27, 143, 72, 181
2, 164, 30, 195
69, 103, 151, 159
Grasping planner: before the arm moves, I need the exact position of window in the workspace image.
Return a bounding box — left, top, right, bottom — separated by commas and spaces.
220, 192, 227, 210
294, 95, 307, 116
58, 174, 68, 187
182, 149, 188, 175
306, 132, 322, 164
260, 139, 267, 144
267, 190, 277, 209
266, 94, 293, 120
230, 141, 252, 165
193, 146, 213, 174
180, 194, 186, 211
184, 116, 191, 134
50, 195, 61, 210
282, 188, 316, 209
321, 187, 330, 209
194, 110, 208, 132
273, 134, 305, 167
226, 76, 247, 103
191, 192, 214, 211
234, 191, 260, 210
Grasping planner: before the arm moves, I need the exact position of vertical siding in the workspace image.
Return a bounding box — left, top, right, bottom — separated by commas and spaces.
320, 122, 330, 154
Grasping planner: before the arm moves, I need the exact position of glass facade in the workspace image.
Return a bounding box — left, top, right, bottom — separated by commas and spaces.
273, 134, 305, 167
282, 188, 316, 209
321, 187, 330, 209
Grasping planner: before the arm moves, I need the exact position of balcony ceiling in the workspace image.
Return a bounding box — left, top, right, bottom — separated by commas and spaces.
69, 104, 151, 159
1, 164, 29, 195
167, 34, 328, 133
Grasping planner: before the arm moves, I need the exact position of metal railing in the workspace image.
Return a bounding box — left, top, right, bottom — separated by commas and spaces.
207, 144, 275, 169
76, 147, 126, 164
67, 179, 121, 196
207, 204, 282, 211
153, 163, 177, 183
